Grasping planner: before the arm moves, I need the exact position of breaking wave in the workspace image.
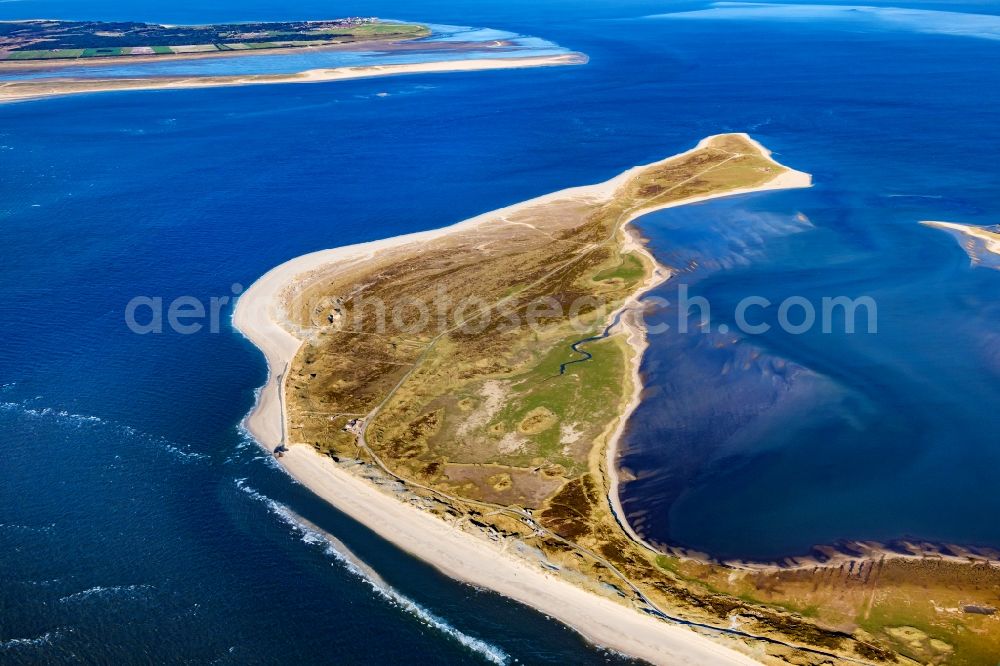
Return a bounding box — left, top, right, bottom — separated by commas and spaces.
59, 584, 155, 604
0, 399, 207, 463
0, 522, 55, 534
228, 424, 297, 478
0, 402, 102, 426
13, 578, 62, 588
235, 479, 510, 665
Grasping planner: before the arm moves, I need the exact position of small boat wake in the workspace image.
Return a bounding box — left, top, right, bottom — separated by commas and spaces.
234, 479, 510, 665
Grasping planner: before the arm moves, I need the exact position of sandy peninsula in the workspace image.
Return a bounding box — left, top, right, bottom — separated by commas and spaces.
0, 53, 587, 104
234, 134, 818, 665
921, 219, 1000, 266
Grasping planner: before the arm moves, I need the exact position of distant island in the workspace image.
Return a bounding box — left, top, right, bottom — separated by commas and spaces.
0, 18, 586, 103
0, 18, 430, 61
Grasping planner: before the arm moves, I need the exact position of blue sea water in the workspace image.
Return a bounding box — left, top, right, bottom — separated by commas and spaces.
2, 0, 1000, 661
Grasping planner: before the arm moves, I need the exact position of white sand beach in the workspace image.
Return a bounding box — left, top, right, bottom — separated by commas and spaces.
0, 54, 587, 103
233, 134, 811, 665
921, 219, 1000, 257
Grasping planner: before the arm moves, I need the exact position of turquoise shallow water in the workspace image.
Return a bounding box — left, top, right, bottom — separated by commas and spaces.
2, 0, 1000, 661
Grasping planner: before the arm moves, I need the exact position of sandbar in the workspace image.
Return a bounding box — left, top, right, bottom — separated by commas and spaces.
0, 53, 587, 104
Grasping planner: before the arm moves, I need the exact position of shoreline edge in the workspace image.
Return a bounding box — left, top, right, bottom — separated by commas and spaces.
0, 54, 587, 104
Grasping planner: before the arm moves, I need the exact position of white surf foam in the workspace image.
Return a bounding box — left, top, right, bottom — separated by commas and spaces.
0, 401, 103, 425
229, 422, 298, 478
14, 578, 62, 588
58, 584, 155, 604
0, 522, 55, 533
235, 479, 510, 665
0, 629, 68, 651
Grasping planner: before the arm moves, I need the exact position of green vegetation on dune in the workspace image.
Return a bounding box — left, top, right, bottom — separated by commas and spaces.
287, 134, 801, 497
593, 252, 645, 285
489, 334, 627, 470
860, 599, 999, 666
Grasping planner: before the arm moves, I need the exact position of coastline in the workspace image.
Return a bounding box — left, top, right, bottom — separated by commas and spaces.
234, 134, 811, 664
275, 446, 761, 666
602, 140, 813, 554
0, 53, 587, 104
920, 219, 1000, 261
0, 35, 425, 71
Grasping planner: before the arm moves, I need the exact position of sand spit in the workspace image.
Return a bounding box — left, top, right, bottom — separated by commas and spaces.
234, 134, 812, 665
0, 53, 587, 103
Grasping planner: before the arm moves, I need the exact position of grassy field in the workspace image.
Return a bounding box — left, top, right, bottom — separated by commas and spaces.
657, 551, 1000, 665
336, 23, 430, 38
81, 47, 124, 57
4, 49, 85, 59
487, 335, 626, 470
593, 251, 645, 284
0, 20, 430, 61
